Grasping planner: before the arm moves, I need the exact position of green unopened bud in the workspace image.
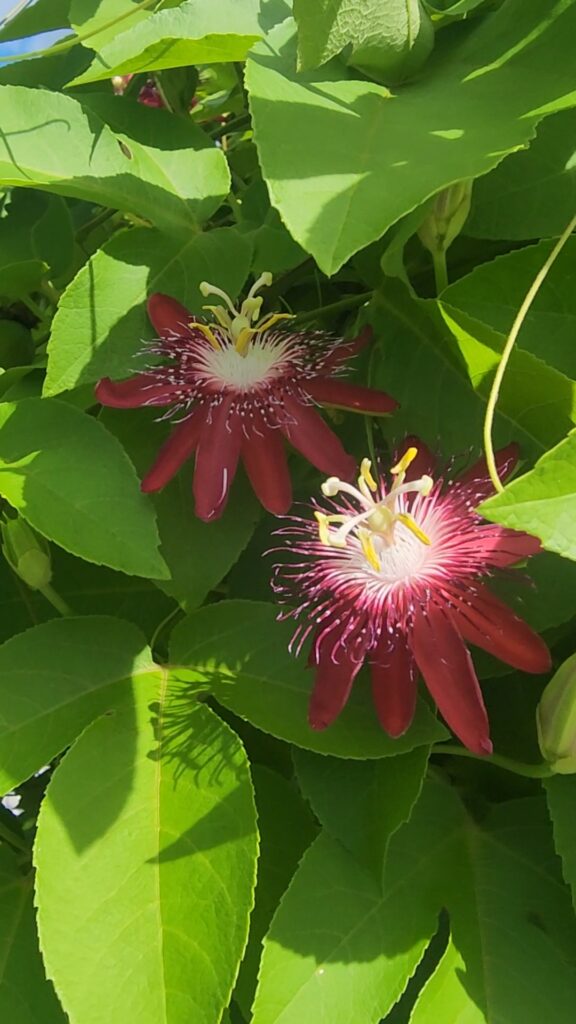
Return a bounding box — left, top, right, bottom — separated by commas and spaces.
537, 654, 576, 774
418, 181, 472, 256
1, 517, 52, 591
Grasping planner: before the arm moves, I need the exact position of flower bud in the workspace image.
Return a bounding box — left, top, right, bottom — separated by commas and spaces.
418, 181, 472, 256
537, 653, 576, 774
1, 517, 52, 591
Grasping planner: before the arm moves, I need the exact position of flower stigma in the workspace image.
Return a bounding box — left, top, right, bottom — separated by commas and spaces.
198, 272, 294, 356
315, 449, 433, 573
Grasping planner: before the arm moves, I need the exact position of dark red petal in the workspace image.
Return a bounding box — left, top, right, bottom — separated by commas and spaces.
280, 393, 356, 479
95, 375, 181, 408
322, 325, 373, 372
141, 411, 203, 493
241, 425, 292, 515
392, 435, 437, 480
147, 293, 194, 339
369, 633, 417, 737
193, 398, 242, 522
478, 526, 542, 567
447, 584, 551, 674
308, 640, 364, 730
306, 378, 398, 415
411, 603, 492, 755
458, 442, 519, 494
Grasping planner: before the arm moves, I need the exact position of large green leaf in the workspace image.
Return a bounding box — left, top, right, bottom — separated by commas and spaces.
246, 1, 576, 274
0, 0, 70, 42
69, 0, 262, 85
544, 775, 576, 911
293, 746, 429, 873
443, 238, 576, 379
253, 781, 576, 1024
480, 430, 576, 562
0, 86, 229, 238
101, 408, 259, 610
0, 846, 65, 1023
169, 600, 447, 758
44, 226, 252, 396
70, 0, 152, 47
467, 109, 576, 242
410, 797, 576, 1024
34, 678, 258, 1024
0, 616, 154, 794
234, 766, 318, 1017
0, 191, 74, 292
0, 398, 168, 579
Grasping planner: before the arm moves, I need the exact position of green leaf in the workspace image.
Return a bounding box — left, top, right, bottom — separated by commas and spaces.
410, 796, 576, 1024
544, 775, 576, 912
293, 746, 429, 873
251, 779, 462, 1024
69, 0, 152, 47
253, 781, 576, 1024
34, 678, 258, 1024
0, 0, 70, 43
169, 600, 448, 759
480, 430, 576, 562
102, 407, 259, 609
0, 191, 74, 293
246, 2, 576, 274
294, 0, 433, 81
234, 766, 318, 1018
467, 109, 576, 242
0, 845, 65, 1023
0, 398, 168, 579
0, 86, 229, 238
69, 0, 263, 86
439, 303, 576, 451
45, 226, 252, 396
443, 238, 576, 379
0, 615, 154, 794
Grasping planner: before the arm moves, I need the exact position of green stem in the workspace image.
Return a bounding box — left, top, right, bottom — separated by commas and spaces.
294, 291, 373, 324
0, 819, 28, 854
433, 743, 554, 779
0, 0, 158, 63
21, 295, 45, 320
39, 583, 73, 617
432, 249, 449, 294
40, 280, 61, 306
483, 210, 576, 493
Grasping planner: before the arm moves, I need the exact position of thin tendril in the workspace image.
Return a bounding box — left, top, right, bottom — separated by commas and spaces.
483, 212, 576, 492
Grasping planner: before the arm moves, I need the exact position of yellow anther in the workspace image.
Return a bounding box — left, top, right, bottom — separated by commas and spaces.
315, 511, 331, 546
234, 327, 253, 356
359, 528, 381, 571
193, 322, 221, 351
395, 513, 431, 546
255, 312, 295, 332
360, 458, 377, 493
391, 446, 418, 476
201, 304, 233, 331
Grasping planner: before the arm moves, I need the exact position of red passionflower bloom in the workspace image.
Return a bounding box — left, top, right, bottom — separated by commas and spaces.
272, 440, 551, 754
96, 275, 397, 521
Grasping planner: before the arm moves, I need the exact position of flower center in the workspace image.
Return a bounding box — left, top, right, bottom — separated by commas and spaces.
315, 449, 434, 576
196, 333, 298, 391
197, 272, 294, 357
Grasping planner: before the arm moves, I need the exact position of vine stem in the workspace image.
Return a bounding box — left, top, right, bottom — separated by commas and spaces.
483, 211, 576, 493
0, 0, 157, 63
293, 291, 372, 324
433, 249, 449, 294
39, 583, 73, 617
433, 743, 554, 779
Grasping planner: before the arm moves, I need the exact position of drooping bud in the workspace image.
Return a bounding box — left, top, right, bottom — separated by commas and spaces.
418, 181, 472, 257
537, 653, 576, 774
1, 517, 52, 591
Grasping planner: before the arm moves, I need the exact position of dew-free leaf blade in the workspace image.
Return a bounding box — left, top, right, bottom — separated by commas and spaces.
0, 398, 168, 578
246, 1, 576, 274
34, 678, 258, 1024
170, 600, 447, 758
0, 616, 154, 794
